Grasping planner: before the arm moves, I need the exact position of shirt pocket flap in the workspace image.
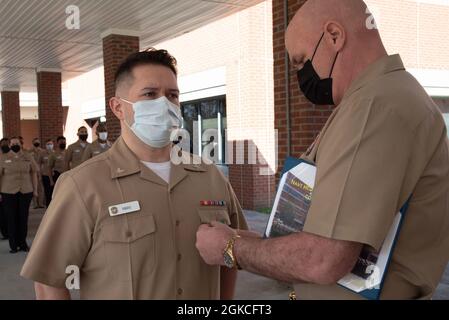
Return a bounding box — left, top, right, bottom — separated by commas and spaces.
198, 209, 231, 225
102, 214, 156, 243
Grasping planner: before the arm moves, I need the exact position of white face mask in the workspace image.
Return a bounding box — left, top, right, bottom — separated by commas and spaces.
46, 144, 54, 151
98, 132, 108, 141
121, 96, 182, 149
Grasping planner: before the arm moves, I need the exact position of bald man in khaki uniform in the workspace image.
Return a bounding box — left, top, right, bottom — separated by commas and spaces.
196, 0, 449, 300
21, 49, 247, 300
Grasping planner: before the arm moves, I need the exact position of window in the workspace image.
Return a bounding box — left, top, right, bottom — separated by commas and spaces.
181, 96, 227, 164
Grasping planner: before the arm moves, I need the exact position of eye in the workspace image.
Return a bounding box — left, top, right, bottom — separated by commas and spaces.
169, 93, 179, 100
143, 92, 157, 98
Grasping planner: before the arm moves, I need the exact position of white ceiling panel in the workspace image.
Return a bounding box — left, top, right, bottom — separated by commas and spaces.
0, 0, 264, 90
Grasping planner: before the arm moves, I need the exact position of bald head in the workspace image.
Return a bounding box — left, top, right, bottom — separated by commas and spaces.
286, 0, 387, 105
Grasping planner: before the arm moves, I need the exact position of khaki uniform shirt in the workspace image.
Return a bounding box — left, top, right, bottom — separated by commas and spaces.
49, 150, 66, 174
0, 152, 38, 194
21, 137, 248, 299
28, 147, 44, 167
294, 55, 449, 300
82, 140, 111, 162
65, 140, 90, 170
39, 150, 53, 177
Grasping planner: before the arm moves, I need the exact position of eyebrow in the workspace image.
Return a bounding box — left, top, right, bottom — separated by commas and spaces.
140, 87, 179, 92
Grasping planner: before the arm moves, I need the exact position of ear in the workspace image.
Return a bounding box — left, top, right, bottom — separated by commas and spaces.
324, 21, 346, 53
109, 96, 126, 121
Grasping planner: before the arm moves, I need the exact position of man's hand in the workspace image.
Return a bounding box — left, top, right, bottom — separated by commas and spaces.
196, 221, 237, 266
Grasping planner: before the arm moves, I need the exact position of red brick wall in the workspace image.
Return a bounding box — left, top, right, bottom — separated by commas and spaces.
103, 34, 140, 142
229, 141, 276, 210
21, 119, 39, 149
37, 71, 64, 142
273, 0, 333, 178
1, 91, 21, 138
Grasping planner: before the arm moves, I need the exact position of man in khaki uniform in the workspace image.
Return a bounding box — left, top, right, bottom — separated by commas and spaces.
196, 0, 449, 300
39, 139, 56, 207
29, 138, 46, 208
21, 49, 247, 300
64, 127, 90, 170
48, 136, 67, 185
81, 123, 111, 162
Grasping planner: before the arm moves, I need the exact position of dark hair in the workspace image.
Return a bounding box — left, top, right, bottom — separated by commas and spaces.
56, 136, 66, 143
114, 48, 178, 92
0, 138, 9, 143
78, 126, 87, 132
32, 137, 40, 142
46, 139, 54, 143
96, 123, 107, 132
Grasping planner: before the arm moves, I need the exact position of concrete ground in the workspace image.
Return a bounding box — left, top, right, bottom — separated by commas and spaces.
0, 208, 447, 300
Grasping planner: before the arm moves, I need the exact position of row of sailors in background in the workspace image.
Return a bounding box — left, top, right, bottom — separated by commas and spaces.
0, 123, 111, 253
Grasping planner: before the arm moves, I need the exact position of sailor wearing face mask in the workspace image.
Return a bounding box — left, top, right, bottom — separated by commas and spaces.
39, 139, 55, 207
21, 48, 247, 300
64, 126, 91, 171
0, 137, 38, 253
81, 123, 111, 162
0, 138, 10, 239
48, 136, 67, 186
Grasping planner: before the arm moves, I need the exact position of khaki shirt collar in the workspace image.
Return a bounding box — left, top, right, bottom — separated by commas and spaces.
109, 137, 207, 189
343, 54, 405, 100
109, 137, 141, 179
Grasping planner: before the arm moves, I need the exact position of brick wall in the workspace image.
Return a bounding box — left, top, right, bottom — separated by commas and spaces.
103, 34, 140, 142
157, 1, 276, 210
21, 119, 39, 149
364, 0, 449, 69
1, 91, 21, 138
273, 0, 333, 180
37, 71, 64, 142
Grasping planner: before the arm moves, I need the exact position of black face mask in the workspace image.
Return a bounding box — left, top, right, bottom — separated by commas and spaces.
59, 143, 66, 150
297, 33, 339, 105
33, 142, 40, 148
79, 134, 88, 142
11, 145, 21, 153
1, 146, 10, 154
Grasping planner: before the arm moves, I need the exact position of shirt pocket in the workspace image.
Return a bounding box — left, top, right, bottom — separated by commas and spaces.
198, 209, 231, 225
101, 214, 157, 281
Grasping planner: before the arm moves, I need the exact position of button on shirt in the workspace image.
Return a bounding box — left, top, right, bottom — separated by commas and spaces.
21, 137, 248, 299
295, 55, 449, 300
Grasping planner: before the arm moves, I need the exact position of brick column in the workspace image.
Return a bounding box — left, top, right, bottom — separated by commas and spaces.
102, 31, 140, 142
229, 141, 276, 210
1, 90, 21, 138
36, 70, 63, 143
273, 0, 333, 176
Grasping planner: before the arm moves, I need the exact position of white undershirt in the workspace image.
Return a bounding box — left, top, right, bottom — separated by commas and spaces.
141, 161, 171, 183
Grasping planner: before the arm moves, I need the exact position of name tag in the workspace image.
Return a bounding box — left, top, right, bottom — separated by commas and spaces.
93, 151, 100, 155
109, 201, 141, 217
74, 149, 81, 153
4, 160, 11, 163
